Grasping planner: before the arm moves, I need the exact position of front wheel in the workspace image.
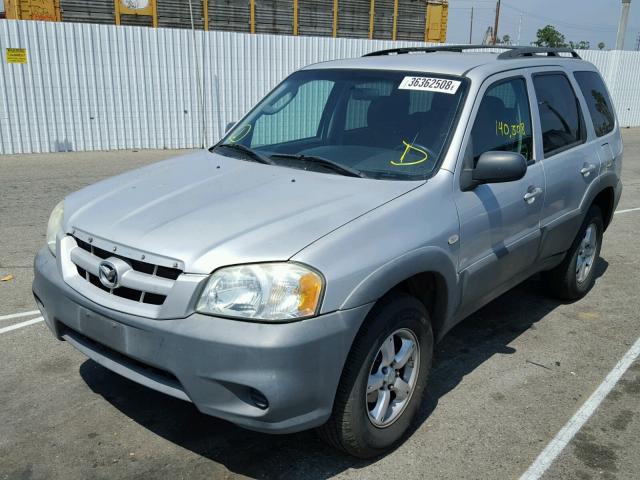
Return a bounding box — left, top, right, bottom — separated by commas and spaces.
544, 205, 604, 300
317, 293, 433, 458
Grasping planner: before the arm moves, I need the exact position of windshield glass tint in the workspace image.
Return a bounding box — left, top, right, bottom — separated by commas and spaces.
222, 69, 467, 179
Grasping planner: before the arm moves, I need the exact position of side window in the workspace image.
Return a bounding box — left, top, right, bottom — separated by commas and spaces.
533, 73, 585, 156
251, 80, 334, 146
574, 71, 615, 137
470, 77, 533, 165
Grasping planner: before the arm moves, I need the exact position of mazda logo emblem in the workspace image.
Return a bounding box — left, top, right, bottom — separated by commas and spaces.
98, 261, 119, 289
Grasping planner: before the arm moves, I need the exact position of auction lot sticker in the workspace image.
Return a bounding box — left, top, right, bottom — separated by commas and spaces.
6, 48, 28, 64
399, 76, 461, 94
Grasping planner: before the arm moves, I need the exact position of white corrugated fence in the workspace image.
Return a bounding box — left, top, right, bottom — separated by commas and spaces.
1, 19, 638, 155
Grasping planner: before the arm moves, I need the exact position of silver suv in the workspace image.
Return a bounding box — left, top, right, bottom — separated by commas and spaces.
34, 46, 622, 458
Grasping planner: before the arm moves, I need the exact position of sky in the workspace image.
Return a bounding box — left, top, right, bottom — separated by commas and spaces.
447, 0, 640, 49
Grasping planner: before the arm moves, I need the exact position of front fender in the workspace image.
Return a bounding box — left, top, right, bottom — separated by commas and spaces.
291, 169, 460, 337
340, 246, 459, 323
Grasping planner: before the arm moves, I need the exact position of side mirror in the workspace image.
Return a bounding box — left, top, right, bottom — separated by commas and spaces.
472, 151, 527, 185
225, 121, 236, 133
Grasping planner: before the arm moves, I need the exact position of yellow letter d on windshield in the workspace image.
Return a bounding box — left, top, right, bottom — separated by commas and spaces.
391, 141, 429, 166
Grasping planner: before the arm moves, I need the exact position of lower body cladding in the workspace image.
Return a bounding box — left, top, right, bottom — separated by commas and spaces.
33, 247, 372, 434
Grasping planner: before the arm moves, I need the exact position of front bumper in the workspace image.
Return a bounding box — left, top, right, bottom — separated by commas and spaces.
33, 247, 371, 433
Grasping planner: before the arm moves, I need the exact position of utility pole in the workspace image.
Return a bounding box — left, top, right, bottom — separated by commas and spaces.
517, 14, 522, 45
469, 6, 474, 44
493, 0, 501, 44
616, 0, 632, 50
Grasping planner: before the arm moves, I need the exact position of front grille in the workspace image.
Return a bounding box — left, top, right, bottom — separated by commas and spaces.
72, 236, 182, 306
75, 238, 181, 280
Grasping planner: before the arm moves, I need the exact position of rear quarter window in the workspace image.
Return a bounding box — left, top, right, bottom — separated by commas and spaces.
574, 71, 616, 137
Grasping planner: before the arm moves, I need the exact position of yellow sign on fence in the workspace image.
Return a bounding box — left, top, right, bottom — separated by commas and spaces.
6, 48, 28, 64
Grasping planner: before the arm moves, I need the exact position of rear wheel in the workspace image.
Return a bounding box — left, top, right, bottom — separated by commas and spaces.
544, 205, 604, 300
317, 293, 433, 458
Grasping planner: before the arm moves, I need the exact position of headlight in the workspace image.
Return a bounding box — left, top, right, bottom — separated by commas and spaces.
196, 263, 324, 321
46, 201, 64, 256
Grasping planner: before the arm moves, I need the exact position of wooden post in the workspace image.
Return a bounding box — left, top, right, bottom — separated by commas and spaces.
114, 0, 121, 25
203, 0, 209, 31
250, 0, 256, 33
392, 0, 398, 40
293, 0, 299, 35
332, 0, 339, 37
368, 0, 375, 40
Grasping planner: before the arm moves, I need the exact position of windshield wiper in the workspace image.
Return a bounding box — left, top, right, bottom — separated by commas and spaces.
213, 144, 276, 165
270, 153, 366, 178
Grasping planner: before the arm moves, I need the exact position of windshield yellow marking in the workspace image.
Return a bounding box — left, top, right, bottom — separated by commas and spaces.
229, 124, 252, 143
390, 140, 429, 166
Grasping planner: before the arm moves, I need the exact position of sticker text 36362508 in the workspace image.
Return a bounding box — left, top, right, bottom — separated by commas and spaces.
399, 76, 461, 94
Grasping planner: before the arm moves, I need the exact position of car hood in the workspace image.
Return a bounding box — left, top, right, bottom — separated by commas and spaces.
65, 150, 422, 273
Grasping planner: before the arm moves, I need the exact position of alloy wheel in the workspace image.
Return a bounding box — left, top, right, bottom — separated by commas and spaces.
366, 328, 420, 428
576, 223, 598, 284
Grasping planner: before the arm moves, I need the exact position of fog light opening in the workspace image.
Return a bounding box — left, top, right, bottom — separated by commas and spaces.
249, 388, 269, 410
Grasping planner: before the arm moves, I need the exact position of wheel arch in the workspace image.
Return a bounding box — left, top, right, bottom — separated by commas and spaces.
341, 247, 458, 342
591, 186, 615, 230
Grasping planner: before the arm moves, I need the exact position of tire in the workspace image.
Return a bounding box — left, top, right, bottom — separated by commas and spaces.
317, 293, 433, 458
544, 205, 604, 301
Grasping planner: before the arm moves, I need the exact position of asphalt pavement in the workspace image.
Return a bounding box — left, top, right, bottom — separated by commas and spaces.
1, 133, 639, 480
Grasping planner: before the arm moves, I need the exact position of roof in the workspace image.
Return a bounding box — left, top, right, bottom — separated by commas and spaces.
303, 50, 596, 78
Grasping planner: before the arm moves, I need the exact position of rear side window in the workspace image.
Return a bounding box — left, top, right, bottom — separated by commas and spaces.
533, 73, 585, 156
574, 71, 615, 137
470, 77, 533, 164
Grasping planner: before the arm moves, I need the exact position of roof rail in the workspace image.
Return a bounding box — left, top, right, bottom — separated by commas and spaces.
496, 47, 581, 59
362, 45, 504, 57
363, 45, 581, 60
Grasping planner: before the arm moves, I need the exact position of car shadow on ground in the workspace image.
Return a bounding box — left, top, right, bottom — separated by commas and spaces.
80, 259, 608, 480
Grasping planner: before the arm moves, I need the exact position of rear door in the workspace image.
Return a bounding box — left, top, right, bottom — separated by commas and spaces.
454, 72, 545, 313
573, 70, 620, 175
530, 68, 601, 260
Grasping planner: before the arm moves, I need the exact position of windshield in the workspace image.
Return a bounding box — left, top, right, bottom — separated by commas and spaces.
219, 69, 467, 180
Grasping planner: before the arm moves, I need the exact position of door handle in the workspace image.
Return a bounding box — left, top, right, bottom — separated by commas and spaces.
523, 186, 544, 204
580, 163, 597, 177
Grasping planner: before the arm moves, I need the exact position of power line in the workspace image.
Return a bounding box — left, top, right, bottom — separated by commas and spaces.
500, 2, 629, 32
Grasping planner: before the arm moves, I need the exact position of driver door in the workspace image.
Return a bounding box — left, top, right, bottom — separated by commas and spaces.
454, 72, 545, 315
